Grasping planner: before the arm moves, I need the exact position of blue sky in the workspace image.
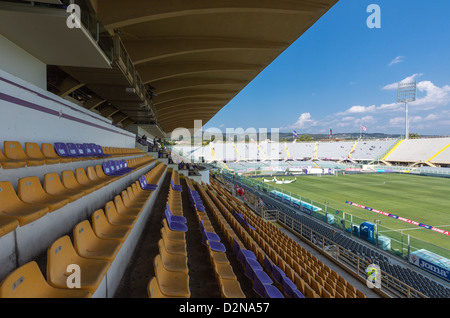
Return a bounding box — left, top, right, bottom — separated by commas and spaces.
203, 0, 450, 136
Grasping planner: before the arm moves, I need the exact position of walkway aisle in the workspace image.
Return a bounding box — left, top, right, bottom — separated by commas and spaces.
181, 178, 221, 298
114, 173, 171, 298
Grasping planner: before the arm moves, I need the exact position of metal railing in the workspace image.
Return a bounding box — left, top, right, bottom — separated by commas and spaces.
263, 208, 428, 298
60, 0, 158, 122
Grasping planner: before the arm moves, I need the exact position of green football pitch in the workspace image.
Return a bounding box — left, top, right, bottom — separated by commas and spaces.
254, 173, 450, 255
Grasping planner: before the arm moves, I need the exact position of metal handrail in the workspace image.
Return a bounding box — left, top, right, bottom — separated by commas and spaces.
269, 208, 428, 298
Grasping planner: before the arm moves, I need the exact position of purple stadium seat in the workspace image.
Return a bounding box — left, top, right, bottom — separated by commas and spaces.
54, 142, 71, 157
282, 276, 305, 298
66, 143, 82, 158
199, 220, 221, 245
165, 204, 187, 224
207, 239, 226, 253
139, 175, 158, 190
272, 264, 286, 285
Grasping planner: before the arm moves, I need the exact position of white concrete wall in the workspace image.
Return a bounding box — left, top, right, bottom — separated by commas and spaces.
0, 69, 135, 148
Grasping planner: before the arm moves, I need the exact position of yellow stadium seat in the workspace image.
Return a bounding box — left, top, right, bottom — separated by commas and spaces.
73, 220, 122, 262
160, 228, 187, 256
0, 215, 19, 238
74, 168, 103, 191
209, 250, 230, 264
0, 181, 49, 226
104, 201, 136, 227
213, 262, 237, 280
0, 261, 91, 298
42, 143, 72, 164
147, 276, 182, 298
122, 189, 145, 209
17, 176, 69, 212
161, 219, 186, 242
158, 239, 189, 274
127, 186, 147, 204
91, 209, 130, 242
0, 148, 26, 169
218, 277, 246, 298
356, 289, 367, 298
133, 180, 152, 197
46, 235, 110, 294
114, 195, 141, 217
61, 170, 96, 195
3, 141, 45, 167
95, 165, 118, 184
153, 254, 190, 298
43, 172, 84, 203
86, 166, 111, 186
25, 142, 59, 165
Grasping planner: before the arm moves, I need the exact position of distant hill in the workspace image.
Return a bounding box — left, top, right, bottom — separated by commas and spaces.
178, 132, 443, 143
279, 132, 402, 141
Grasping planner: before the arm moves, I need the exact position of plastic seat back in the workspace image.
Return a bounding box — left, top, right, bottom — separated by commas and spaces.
24, 142, 46, 160
54, 142, 71, 157
61, 170, 80, 189
86, 166, 101, 183
102, 161, 113, 175
0, 181, 24, 211
43, 172, 66, 195
153, 254, 190, 297
73, 220, 120, 261
104, 201, 134, 226
46, 235, 83, 288
17, 176, 48, 203
46, 235, 110, 293
3, 141, 28, 160
75, 144, 87, 157
91, 209, 127, 239
114, 195, 139, 216
95, 145, 109, 156
121, 190, 137, 207
75, 168, 93, 186
66, 143, 81, 157
73, 220, 97, 252
0, 261, 90, 298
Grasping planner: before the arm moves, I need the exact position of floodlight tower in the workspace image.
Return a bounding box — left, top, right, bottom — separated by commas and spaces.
397, 80, 417, 139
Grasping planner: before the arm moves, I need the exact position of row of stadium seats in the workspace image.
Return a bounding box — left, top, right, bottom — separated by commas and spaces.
147, 170, 190, 298
0, 156, 155, 231
0, 140, 143, 169
197, 182, 286, 298
204, 182, 303, 298
208, 178, 366, 298
0, 162, 167, 297
185, 177, 246, 298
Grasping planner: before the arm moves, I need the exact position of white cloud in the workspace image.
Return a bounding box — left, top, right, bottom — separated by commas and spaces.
281, 75, 449, 134
347, 105, 376, 114
377, 102, 402, 112
282, 112, 318, 130
413, 81, 450, 109
388, 56, 404, 66
361, 115, 375, 122
424, 113, 438, 121
336, 105, 376, 116
388, 117, 405, 126
382, 73, 423, 90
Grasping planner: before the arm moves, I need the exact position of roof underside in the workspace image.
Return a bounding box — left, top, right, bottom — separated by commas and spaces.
91, 0, 338, 134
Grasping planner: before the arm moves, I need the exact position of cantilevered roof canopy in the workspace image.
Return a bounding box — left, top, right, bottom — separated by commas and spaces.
92, 0, 338, 134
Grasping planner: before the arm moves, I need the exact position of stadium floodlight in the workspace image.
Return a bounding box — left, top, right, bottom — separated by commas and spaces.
397, 81, 417, 139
